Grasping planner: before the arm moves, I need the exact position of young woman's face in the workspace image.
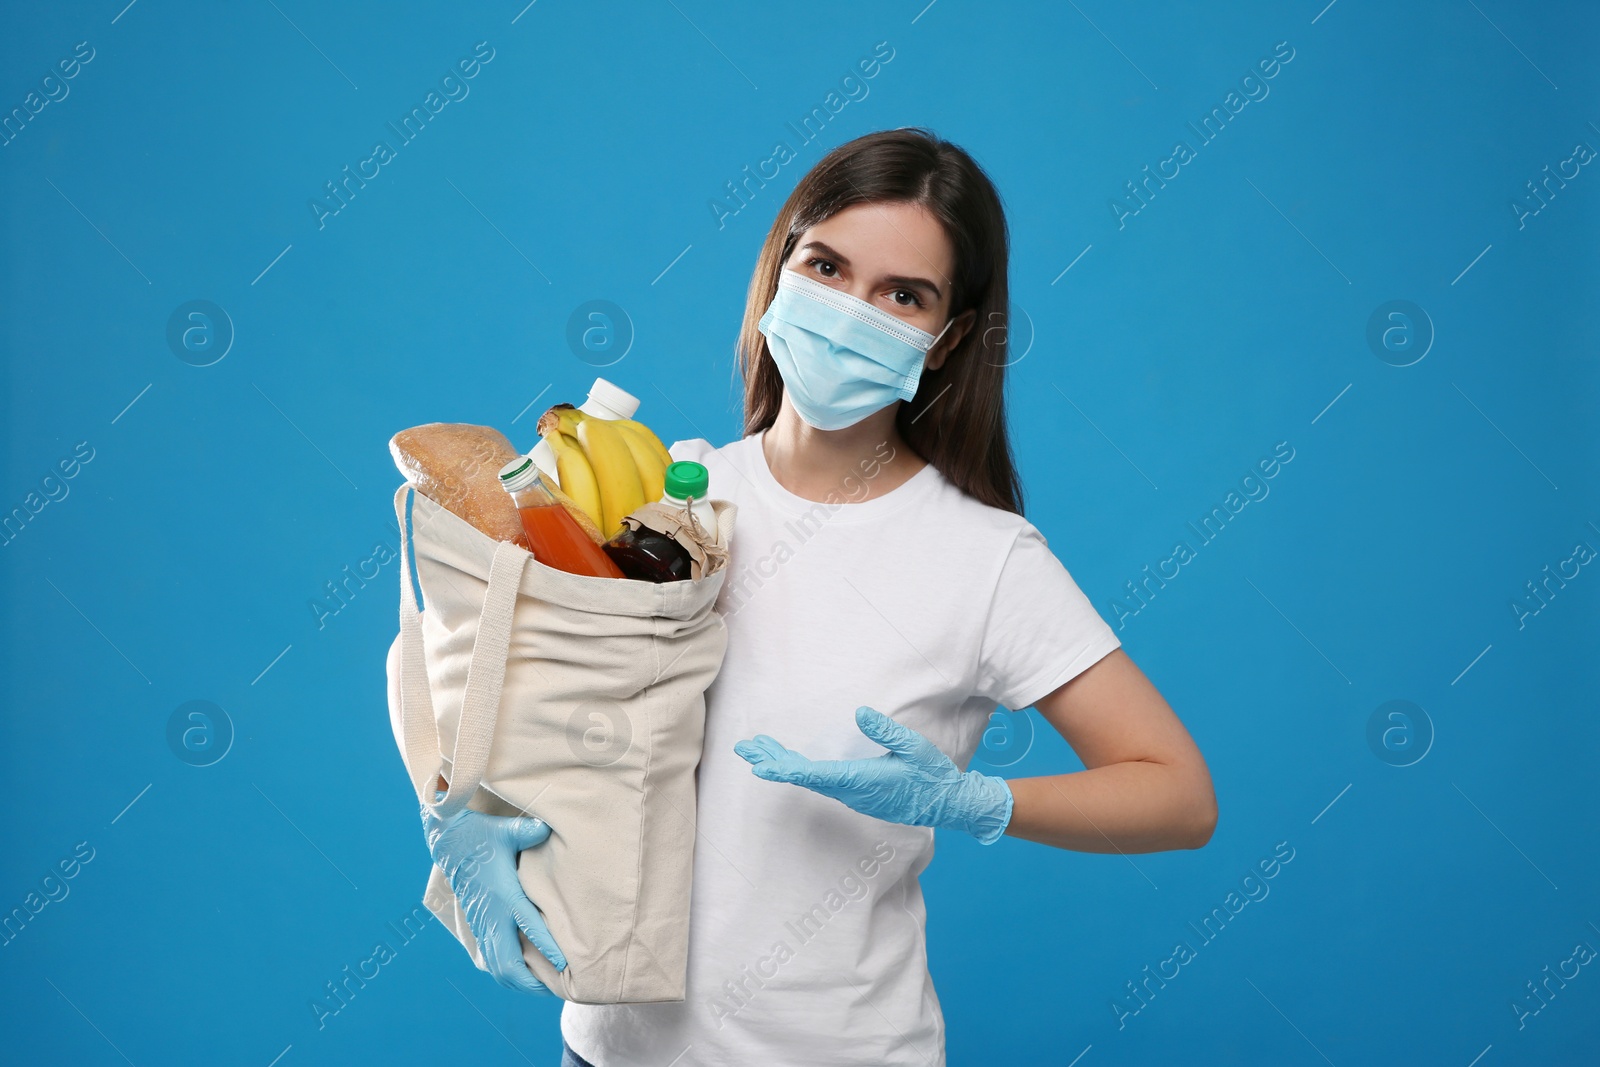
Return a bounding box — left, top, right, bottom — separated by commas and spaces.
782, 200, 956, 341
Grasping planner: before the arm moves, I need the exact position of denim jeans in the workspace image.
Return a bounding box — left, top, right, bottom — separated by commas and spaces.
561, 1040, 598, 1067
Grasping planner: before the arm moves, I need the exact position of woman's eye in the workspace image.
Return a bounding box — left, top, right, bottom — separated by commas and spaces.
891, 289, 923, 308
806, 257, 836, 277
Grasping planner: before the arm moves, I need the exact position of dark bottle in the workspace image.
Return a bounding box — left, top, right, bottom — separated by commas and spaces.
603, 461, 712, 583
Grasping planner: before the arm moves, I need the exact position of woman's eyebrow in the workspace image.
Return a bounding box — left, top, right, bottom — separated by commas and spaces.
799, 241, 944, 301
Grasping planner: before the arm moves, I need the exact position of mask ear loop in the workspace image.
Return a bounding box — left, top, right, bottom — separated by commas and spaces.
905, 318, 956, 404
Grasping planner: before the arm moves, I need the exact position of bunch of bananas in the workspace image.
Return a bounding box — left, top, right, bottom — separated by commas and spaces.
536, 404, 674, 541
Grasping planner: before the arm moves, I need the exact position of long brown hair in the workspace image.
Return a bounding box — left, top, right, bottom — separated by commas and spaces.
736, 127, 1023, 515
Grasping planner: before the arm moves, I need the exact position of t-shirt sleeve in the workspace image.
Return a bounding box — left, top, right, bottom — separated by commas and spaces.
668, 438, 714, 464
974, 524, 1121, 710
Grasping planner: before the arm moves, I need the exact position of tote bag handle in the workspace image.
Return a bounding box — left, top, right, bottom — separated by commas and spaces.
393, 483, 528, 817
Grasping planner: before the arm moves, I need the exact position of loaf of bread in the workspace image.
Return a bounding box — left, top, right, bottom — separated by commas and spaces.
389, 423, 527, 546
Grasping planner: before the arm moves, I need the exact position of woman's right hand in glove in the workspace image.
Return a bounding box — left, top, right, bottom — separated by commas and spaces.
422, 803, 567, 994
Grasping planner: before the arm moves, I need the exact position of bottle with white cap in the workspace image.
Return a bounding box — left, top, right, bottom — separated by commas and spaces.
529, 377, 641, 486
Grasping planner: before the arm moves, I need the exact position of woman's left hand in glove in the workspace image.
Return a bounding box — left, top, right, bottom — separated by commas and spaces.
734, 706, 1014, 844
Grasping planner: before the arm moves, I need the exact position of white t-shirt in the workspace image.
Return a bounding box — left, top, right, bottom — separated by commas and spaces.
561, 431, 1120, 1066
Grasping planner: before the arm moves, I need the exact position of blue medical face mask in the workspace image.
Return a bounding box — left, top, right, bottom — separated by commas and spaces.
758, 269, 953, 431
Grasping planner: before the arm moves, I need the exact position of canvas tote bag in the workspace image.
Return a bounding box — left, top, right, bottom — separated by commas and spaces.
387, 481, 735, 1003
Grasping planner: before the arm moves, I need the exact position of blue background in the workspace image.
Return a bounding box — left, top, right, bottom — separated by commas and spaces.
3, 1, 1597, 1064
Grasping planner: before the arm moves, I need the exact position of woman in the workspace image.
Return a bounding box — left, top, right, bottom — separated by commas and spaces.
427, 127, 1216, 1066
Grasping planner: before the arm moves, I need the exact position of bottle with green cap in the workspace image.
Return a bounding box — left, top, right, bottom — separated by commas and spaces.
601, 460, 715, 583
662, 461, 716, 534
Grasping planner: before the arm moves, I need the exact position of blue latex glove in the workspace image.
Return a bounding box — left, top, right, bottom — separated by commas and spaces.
421, 802, 567, 994
734, 706, 1015, 844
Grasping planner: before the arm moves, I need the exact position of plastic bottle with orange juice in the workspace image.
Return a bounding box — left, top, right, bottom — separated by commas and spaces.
498, 457, 624, 579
